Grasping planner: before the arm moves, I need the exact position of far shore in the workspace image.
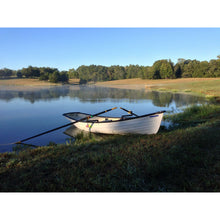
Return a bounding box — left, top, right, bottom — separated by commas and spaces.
0, 78, 80, 91
1, 78, 220, 98
95, 78, 220, 98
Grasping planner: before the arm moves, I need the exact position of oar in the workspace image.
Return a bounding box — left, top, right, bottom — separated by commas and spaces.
120, 107, 138, 117
15, 107, 117, 144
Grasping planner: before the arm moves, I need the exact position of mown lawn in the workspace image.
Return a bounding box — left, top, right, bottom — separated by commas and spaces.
0, 104, 220, 192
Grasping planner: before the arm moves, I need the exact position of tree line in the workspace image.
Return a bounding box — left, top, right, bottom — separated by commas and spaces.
0, 56, 220, 83
0, 66, 69, 83
69, 56, 220, 83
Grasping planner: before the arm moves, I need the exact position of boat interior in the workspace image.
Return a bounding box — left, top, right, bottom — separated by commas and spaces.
64, 112, 136, 123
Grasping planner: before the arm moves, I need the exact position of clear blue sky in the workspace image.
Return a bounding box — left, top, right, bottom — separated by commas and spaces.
0, 28, 220, 71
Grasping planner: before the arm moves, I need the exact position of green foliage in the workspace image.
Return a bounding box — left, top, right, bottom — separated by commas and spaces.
174, 64, 182, 78
48, 71, 68, 83
21, 66, 40, 78
125, 65, 141, 78
165, 104, 220, 128
68, 68, 79, 79
16, 70, 23, 78
160, 61, 175, 79
140, 66, 151, 79
0, 68, 13, 78
109, 65, 126, 80
208, 59, 220, 77
59, 71, 69, 83
39, 73, 49, 81
151, 60, 162, 79
150, 59, 175, 79
49, 71, 60, 83
11, 66, 69, 83
193, 61, 209, 77
1, 55, 220, 83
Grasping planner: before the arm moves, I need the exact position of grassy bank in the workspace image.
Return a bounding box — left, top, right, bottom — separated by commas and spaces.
0, 78, 80, 86
95, 78, 220, 100
0, 78, 59, 86
0, 104, 220, 192
1, 78, 219, 101
0, 78, 80, 90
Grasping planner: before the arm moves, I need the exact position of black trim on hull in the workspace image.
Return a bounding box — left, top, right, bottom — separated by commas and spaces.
63, 111, 166, 124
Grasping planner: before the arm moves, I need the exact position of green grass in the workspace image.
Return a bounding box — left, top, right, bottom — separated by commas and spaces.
151, 78, 220, 100
183, 89, 192, 93
165, 104, 220, 127
0, 104, 220, 192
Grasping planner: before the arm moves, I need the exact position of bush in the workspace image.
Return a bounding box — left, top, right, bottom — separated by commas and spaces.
49, 71, 60, 83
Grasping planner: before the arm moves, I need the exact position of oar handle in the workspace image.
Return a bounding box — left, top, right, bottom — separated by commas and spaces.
120, 107, 138, 116
15, 107, 117, 144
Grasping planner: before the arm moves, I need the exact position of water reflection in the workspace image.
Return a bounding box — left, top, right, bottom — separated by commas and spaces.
64, 125, 90, 137
64, 125, 110, 143
0, 85, 207, 107
0, 85, 208, 153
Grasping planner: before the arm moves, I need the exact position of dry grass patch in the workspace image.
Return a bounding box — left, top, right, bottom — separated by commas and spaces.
95, 78, 220, 97
0, 78, 58, 86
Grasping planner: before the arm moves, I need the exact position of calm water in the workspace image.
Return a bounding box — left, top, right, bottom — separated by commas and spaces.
0, 85, 207, 152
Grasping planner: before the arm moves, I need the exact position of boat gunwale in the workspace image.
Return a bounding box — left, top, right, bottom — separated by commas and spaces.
63, 110, 166, 124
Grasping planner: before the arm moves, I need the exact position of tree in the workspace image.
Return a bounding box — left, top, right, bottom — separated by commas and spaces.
193, 61, 209, 77
125, 65, 141, 78
174, 64, 182, 78
39, 74, 49, 81
16, 70, 23, 78
49, 71, 60, 83
151, 60, 175, 79
177, 58, 186, 64
151, 60, 164, 79
0, 68, 13, 78
160, 61, 175, 79
141, 66, 151, 79
68, 68, 79, 78
39, 67, 58, 81
109, 65, 126, 80
59, 71, 69, 83
21, 66, 40, 78
77, 65, 91, 82
208, 59, 220, 77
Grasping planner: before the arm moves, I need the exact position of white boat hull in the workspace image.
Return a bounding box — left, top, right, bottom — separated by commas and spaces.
63, 111, 165, 135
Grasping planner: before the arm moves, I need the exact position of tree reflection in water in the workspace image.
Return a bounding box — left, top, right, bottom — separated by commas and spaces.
0, 85, 207, 107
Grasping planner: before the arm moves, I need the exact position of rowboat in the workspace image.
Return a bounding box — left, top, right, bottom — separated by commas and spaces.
63, 110, 165, 135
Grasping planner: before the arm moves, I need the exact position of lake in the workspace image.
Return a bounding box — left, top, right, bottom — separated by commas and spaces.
0, 85, 208, 152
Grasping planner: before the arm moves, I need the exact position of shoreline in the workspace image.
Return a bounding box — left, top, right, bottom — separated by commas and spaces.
0, 78, 80, 91
94, 78, 220, 98
1, 78, 220, 191
0, 78, 59, 91
1, 78, 220, 98
1, 104, 220, 192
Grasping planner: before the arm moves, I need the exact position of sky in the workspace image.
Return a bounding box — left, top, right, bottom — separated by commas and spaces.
0, 28, 220, 71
